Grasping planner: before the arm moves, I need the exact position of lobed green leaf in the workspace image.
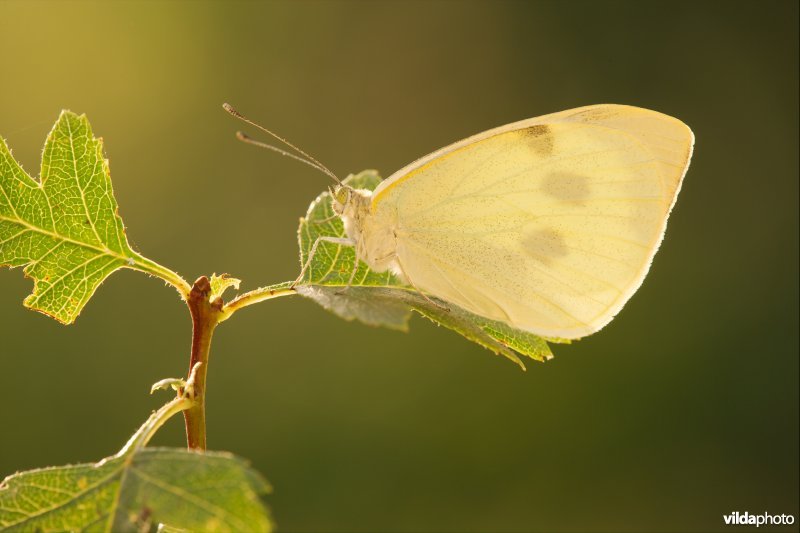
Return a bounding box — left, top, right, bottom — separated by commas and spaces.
0, 111, 186, 324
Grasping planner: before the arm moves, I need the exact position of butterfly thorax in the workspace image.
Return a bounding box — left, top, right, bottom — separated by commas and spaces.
333, 185, 399, 275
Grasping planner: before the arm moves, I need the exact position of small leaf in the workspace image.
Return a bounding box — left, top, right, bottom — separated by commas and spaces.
209, 273, 241, 302
150, 377, 186, 394
0, 111, 187, 324
295, 170, 555, 367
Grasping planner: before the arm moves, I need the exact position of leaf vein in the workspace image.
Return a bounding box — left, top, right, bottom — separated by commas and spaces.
128, 466, 251, 532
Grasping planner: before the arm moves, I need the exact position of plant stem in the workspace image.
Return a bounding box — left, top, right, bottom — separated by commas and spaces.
183, 276, 222, 450
181, 279, 298, 449
220, 283, 297, 322
131, 253, 193, 298
117, 392, 193, 457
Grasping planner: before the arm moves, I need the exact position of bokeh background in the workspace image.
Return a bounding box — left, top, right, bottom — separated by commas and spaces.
1, 1, 797, 532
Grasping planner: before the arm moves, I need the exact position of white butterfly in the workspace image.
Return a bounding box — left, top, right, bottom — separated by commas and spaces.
231, 103, 694, 340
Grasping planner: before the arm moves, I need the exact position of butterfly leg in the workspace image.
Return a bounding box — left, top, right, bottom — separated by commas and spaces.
334, 258, 362, 296
345, 259, 360, 288
291, 236, 355, 289
337, 247, 400, 295
310, 213, 339, 225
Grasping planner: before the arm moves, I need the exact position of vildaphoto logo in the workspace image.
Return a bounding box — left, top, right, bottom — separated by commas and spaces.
723, 511, 795, 527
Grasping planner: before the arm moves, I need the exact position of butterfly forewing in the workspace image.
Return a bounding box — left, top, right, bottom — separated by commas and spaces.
369, 105, 693, 339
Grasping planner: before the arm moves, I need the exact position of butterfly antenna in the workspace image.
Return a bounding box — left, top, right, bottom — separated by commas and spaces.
223, 103, 341, 184
234, 132, 335, 177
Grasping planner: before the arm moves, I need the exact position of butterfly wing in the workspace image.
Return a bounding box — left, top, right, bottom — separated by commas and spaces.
369, 104, 694, 339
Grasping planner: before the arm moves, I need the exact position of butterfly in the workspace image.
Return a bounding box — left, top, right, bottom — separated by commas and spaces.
228, 104, 694, 340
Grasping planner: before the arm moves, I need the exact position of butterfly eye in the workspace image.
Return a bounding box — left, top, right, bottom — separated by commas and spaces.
333, 186, 349, 205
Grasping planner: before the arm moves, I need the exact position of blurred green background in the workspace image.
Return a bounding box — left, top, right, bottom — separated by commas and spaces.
1, 1, 797, 532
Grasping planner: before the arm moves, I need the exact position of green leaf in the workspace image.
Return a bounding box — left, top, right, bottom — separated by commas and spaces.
295, 170, 556, 368
0, 449, 271, 533
0, 402, 272, 532
0, 111, 188, 324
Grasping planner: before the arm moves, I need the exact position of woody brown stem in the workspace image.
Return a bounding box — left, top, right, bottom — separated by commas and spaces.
182, 276, 223, 450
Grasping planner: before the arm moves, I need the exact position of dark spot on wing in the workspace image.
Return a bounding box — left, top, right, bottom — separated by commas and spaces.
541, 172, 591, 202
523, 125, 554, 156
528, 124, 550, 137
523, 228, 568, 265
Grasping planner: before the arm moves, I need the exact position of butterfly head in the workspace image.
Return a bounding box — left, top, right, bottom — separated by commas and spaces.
330, 184, 354, 215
